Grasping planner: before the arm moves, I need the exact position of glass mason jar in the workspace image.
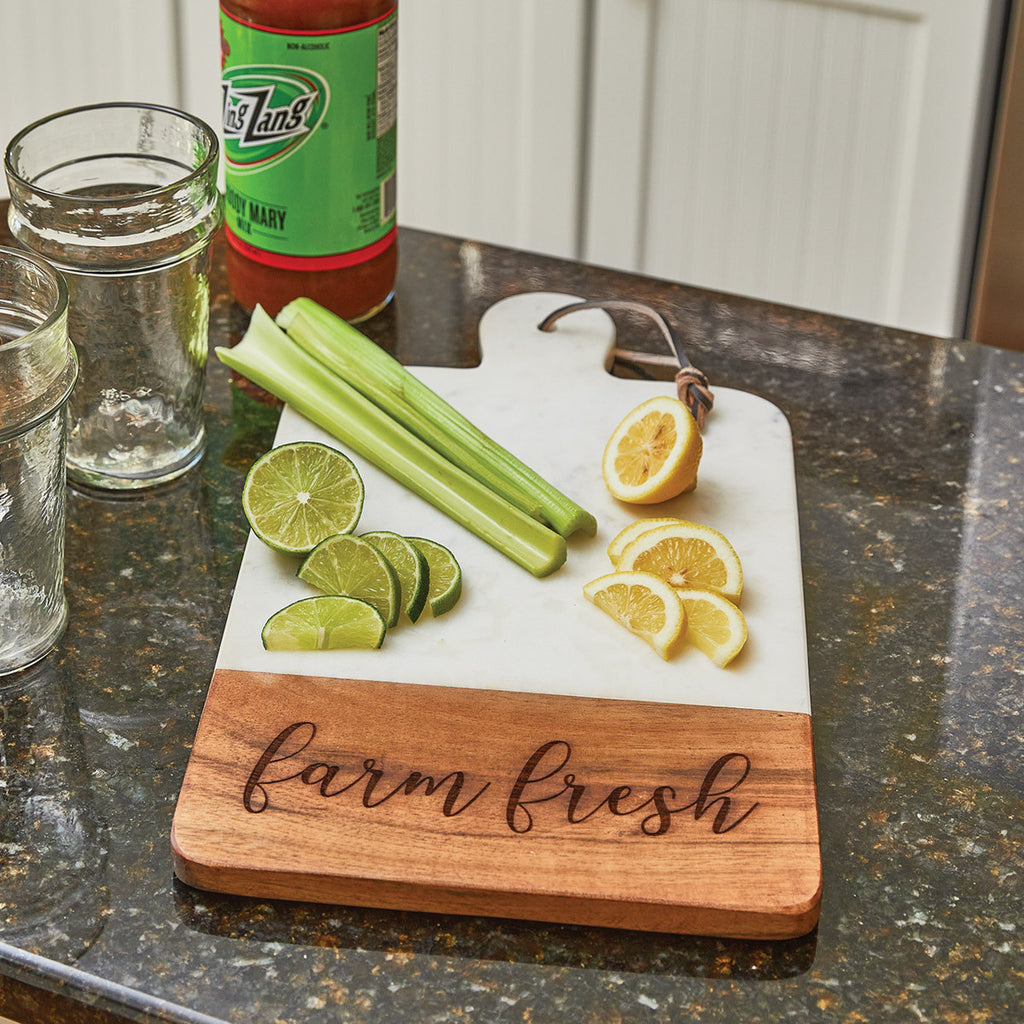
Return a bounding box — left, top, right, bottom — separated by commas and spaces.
4, 103, 222, 490
0, 247, 78, 674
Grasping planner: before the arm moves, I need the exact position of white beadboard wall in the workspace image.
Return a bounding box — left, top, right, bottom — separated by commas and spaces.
585, 0, 1005, 337
397, 1, 588, 259
0, 1, 184, 154
0, 0, 1008, 338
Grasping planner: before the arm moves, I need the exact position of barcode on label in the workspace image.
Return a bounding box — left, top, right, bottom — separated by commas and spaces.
380, 172, 396, 224
376, 18, 397, 137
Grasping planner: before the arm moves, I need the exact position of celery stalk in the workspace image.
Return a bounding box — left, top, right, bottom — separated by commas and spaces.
216, 307, 567, 578
277, 297, 597, 539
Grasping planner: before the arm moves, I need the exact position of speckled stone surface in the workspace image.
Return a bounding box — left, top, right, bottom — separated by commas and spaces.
2, 220, 1023, 1024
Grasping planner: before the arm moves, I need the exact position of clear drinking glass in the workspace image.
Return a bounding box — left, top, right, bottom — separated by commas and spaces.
0, 247, 78, 674
4, 103, 222, 490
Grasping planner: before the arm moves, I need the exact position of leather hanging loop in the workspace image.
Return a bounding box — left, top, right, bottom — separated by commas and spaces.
537, 298, 713, 430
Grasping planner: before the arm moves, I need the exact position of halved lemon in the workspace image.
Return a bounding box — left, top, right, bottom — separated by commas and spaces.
617, 520, 743, 600
676, 588, 748, 667
582, 571, 686, 660
606, 516, 684, 564
601, 395, 702, 504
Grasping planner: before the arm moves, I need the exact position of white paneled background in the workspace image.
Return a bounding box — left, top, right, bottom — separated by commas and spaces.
585, 0, 1007, 337
0, 0, 1009, 338
0, 1, 183, 135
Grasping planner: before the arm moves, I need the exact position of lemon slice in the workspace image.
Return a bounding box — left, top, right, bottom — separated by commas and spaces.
298, 534, 401, 628
601, 395, 702, 504
408, 537, 462, 616
617, 520, 743, 600
262, 596, 386, 651
361, 531, 429, 623
607, 516, 684, 564
583, 571, 686, 660
676, 589, 748, 667
242, 441, 364, 555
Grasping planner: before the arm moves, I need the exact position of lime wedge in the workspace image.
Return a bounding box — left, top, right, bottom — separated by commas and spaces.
361, 531, 429, 623
298, 534, 401, 628
242, 441, 364, 555
262, 596, 386, 650
407, 537, 462, 617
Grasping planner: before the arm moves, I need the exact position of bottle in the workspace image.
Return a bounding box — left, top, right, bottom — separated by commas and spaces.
219, 0, 398, 322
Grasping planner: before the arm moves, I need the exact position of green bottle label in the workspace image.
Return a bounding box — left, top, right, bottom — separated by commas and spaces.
219, 7, 397, 268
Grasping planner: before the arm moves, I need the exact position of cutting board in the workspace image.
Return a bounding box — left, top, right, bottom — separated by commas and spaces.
171, 292, 821, 939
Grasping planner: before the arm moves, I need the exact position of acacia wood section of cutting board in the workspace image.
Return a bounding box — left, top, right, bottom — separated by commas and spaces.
171, 668, 822, 939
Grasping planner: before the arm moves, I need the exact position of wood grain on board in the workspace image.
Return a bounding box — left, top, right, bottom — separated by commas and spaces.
172, 668, 821, 939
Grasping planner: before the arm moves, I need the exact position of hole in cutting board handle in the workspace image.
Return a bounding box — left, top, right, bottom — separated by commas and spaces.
537, 299, 713, 430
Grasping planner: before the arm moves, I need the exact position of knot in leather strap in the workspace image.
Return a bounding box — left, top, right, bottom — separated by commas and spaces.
674, 365, 713, 431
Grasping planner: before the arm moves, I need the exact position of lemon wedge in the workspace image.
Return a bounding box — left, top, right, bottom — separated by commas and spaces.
583, 571, 686, 660
607, 516, 685, 564
601, 395, 702, 504
617, 520, 743, 601
676, 588, 748, 667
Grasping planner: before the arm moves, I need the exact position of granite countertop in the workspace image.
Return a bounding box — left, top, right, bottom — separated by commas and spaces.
1, 222, 1022, 1023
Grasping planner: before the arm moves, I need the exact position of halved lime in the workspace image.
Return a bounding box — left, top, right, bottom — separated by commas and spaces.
298, 534, 401, 628
407, 537, 462, 617
361, 531, 429, 623
242, 442, 364, 555
262, 596, 386, 650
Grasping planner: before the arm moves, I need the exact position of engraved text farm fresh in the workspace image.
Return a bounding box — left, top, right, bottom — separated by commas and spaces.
242, 723, 760, 837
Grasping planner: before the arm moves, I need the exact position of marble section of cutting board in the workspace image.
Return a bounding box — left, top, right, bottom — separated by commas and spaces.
215, 292, 810, 716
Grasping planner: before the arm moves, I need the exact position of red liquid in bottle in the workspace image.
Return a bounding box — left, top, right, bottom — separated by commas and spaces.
220, 0, 397, 321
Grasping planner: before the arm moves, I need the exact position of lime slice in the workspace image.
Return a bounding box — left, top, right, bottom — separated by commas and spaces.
262, 596, 386, 650
242, 441, 364, 555
298, 534, 401, 628
361, 531, 429, 623
407, 537, 462, 617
